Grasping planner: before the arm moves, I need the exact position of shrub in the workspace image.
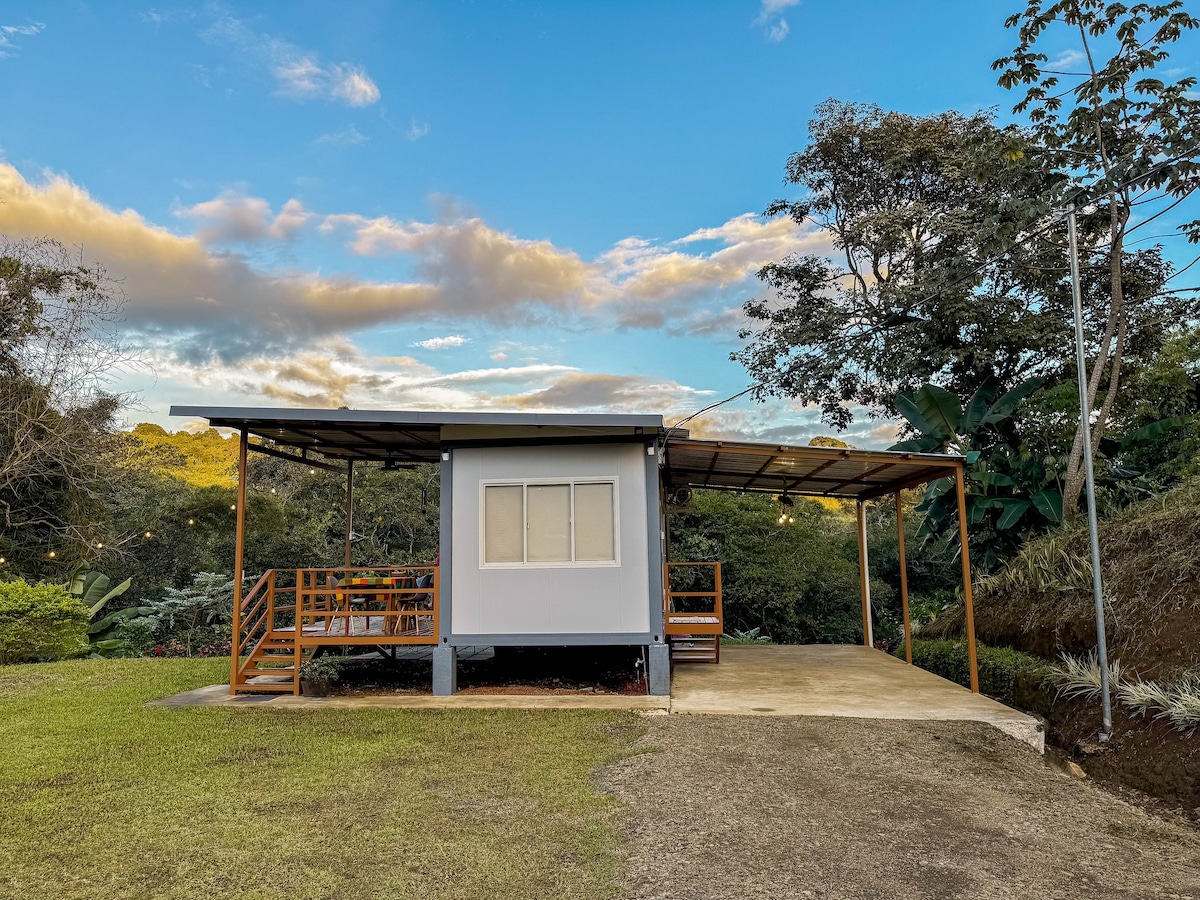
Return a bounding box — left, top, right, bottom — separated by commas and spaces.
898, 638, 1054, 712
0, 580, 89, 664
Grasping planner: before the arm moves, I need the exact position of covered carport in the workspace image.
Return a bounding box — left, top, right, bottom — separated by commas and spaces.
662, 437, 981, 692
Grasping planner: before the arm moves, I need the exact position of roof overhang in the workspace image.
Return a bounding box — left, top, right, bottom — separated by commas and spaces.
663, 438, 962, 500
170, 406, 665, 465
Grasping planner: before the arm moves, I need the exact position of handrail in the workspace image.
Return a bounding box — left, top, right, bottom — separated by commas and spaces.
241, 570, 271, 612
664, 561, 722, 619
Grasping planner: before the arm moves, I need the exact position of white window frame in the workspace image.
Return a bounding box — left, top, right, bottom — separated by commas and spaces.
479, 476, 621, 569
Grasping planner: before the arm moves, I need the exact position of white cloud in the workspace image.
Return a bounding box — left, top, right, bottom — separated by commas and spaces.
331, 65, 381, 106
1049, 49, 1087, 70
317, 124, 368, 145
0, 21, 44, 58
765, 20, 789, 43
407, 118, 431, 141
174, 191, 312, 243
752, 0, 799, 43
414, 335, 468, 350
0, 163, 827, 368
202, 15, 381, 107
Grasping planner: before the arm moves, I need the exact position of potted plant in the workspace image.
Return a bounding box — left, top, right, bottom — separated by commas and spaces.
299, 656, 343, 697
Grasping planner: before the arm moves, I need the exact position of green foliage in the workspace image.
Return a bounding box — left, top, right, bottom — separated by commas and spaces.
722, 627, 772, 644
891, 376, 1063, 570
899, 638, 1053, 711
298, 655, 346, 685
669, 491, 899, 646
733, 100, 1074, 428
0, 238, 126, 578
132, 572, 236, 656
0, 580, 89, 664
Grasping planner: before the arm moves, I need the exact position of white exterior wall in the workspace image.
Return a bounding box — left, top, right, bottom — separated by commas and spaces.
451, 443, 651, 635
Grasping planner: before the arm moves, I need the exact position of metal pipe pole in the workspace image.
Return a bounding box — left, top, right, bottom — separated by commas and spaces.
1067, 207, 1113, 741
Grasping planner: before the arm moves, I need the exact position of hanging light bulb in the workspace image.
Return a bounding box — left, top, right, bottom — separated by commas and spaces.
778, 492, 795, 525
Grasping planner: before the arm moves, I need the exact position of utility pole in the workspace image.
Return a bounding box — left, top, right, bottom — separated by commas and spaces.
1066, 206, 1113, 741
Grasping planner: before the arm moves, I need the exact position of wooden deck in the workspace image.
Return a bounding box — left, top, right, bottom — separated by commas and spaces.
232, 565, 441, 696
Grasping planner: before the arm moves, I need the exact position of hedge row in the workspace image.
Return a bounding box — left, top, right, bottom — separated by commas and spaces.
0, 581, 89, 664
896, 638, 1055, 714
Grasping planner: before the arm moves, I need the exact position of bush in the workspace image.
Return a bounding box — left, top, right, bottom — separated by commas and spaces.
0, 580, 89, 664
898, 638, 1054, 713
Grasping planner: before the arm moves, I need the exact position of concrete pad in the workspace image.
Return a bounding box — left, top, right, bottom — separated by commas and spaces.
154, 684, 670, 712
670, 644, 1045, 751
269, 694, 670, 711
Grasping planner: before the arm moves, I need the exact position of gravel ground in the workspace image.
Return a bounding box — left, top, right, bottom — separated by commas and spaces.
597, 716, 1200, 900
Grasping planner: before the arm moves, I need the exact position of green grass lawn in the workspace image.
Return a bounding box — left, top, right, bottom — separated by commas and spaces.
0, 659, 644, 900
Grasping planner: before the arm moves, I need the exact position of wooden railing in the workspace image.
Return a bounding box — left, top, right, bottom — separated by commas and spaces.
293, 566, 439, 646
663, 561, 723, 634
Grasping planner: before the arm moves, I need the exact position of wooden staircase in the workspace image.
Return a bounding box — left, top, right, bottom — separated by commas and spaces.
234, 631, 305, 694
667, 632, 720, 663
231, 570, 305, 696
664, 562, 723, 665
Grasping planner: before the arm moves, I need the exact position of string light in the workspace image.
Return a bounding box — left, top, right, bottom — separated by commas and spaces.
47, 551, 56, 558
230, 504, 236, 511
187, 518, 195, 526
270, 487, 276, 494
309, 468, 316, 475
0, 557, 6, 565
144, 531, 152, 539
95, 542, 103, 549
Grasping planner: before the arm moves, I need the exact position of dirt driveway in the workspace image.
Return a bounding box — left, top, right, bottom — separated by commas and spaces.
599, 716, 1200, 900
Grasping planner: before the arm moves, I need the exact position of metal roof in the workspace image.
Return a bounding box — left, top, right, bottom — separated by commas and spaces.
663, 438, 962, 500
170, 406, 664, 464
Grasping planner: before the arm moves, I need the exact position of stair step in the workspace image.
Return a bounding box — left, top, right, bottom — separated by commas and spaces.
233, 683, 296, 694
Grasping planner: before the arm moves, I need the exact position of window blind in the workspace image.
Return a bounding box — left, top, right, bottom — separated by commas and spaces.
484, 484, 524, 563
573, 482, 615, 561
526, 483, 571, 562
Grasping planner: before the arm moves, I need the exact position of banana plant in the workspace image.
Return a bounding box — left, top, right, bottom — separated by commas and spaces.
64, 565, 152, 656
889, 376, 1062, 570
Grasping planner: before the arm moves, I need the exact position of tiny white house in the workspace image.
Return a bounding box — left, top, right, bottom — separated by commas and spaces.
172, 406, 981, 697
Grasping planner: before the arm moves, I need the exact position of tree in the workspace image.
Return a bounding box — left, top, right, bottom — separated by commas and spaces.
733, 101, 1089, 427
994, 0, 1200, 512
0, 238, 130, 576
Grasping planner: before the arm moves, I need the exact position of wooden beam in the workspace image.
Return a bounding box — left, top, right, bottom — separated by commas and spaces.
785, 456, 842, 491
344, 458, 355, 571
246, 440, 345, 473
896, 491, 912, 665
822, 461, 896, 496
856, 501, 873, 648
231, 427, 248, 696
955, 465, 980, 693
666, 438, 962, 467
857, 467, 956, 500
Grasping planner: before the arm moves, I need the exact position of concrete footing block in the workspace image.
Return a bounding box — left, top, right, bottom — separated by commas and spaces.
433, 645, 457, 696
648, 643, 671, 696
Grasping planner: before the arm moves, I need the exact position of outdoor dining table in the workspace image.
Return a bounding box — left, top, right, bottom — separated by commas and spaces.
344, 574, 418, 635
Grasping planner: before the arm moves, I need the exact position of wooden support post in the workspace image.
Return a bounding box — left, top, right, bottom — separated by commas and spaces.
954, 465, 980, 693
230, 427, 248, 695
856, 501, 873, 648
896, 491, 912, 665
343, 458, 354, 572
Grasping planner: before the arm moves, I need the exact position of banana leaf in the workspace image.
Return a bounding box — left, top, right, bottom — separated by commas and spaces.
1030, 489, 1063, 522
981, 377, 1045, 425
960, 376, 1002, 433
995, 498, 1031, 530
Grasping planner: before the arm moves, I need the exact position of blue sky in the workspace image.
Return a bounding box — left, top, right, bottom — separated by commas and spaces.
2, 2, 1196, 446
